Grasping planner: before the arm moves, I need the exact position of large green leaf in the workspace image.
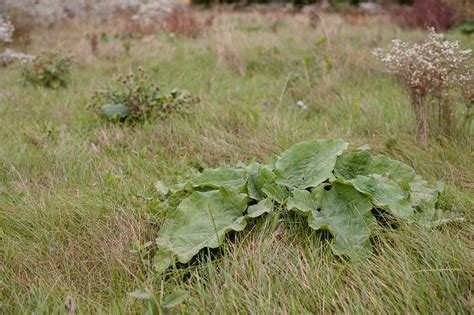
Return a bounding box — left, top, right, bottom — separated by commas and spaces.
246, 162, 276, 201
287, 189, 318, 214
247, 198, 273, 218
414, 208, 462, 229
409, 178, 459, 228
168, 167, 247, 195
288, 181, 376, 257
409, 177, 440, 212
100, 103, 131, 120
154, 186, 249, 272
153, 248, 175, 274
275, 139, 348, 189
349, 175, 414, 220
334, 149, 415, 191
266, 154, 279, 170
191, 166, 247, 189
262, 182, 290, 204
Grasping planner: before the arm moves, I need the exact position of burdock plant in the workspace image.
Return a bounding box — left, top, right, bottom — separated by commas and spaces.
90, 67, 198, 122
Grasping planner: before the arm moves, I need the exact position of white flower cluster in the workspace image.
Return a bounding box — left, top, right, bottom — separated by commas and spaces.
1, 48, 35, 65
0, 17, 14, 43
373, 28, 472, 96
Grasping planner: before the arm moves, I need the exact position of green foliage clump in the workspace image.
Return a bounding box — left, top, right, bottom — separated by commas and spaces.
154, 139, 461, 273
457, 21, 474, 35
21, 51, 73, 88
90, 67, 199, 122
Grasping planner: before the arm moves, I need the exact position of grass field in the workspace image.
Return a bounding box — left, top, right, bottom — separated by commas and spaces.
0, 10, 473, 314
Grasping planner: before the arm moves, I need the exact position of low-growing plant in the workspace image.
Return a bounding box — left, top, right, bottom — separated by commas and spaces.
90, 67, 198, 122
153, 139, 461, 273
457, 20, 474, 34
21, 51, 73, 88
373, 28, 472, 141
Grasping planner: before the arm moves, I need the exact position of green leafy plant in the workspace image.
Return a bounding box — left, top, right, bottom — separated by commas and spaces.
21, 51, 73, 88
153, 139, 461, 273
90, 68, 198, 122
457, 20, 474, 35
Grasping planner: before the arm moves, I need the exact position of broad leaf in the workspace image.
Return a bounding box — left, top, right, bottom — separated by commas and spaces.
409, 178, 460, 228
261, 182, 289, 204
275, 139, 348, 189
348, 175, 413, 220
415, 208, 463, 229
334, 149, 415, 190
128, 290, 154, 300
246, 162, 276, 201
153, 248, 175, 273
287, 189, 318, 214
155, 186, 248, 271
100, 103, 131, 120
267, 154, 279, 170
155, 180, 169, 196
191, 166, 247, 189
289, 181, 376, 257
409, 177, 440, 212
247, 198, 273, 218
168, 180, 193, 194
167, 167, 246, 195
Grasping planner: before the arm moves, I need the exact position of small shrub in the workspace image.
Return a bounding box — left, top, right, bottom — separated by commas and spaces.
373, 28, 472, 141
21, 52, 73, 89
90, 68, 198, 123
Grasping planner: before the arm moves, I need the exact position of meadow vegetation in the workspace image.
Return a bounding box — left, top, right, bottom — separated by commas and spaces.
0, 7, 473, 314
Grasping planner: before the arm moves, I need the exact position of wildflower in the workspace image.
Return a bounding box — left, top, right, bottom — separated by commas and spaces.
373, 28, 473, 141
